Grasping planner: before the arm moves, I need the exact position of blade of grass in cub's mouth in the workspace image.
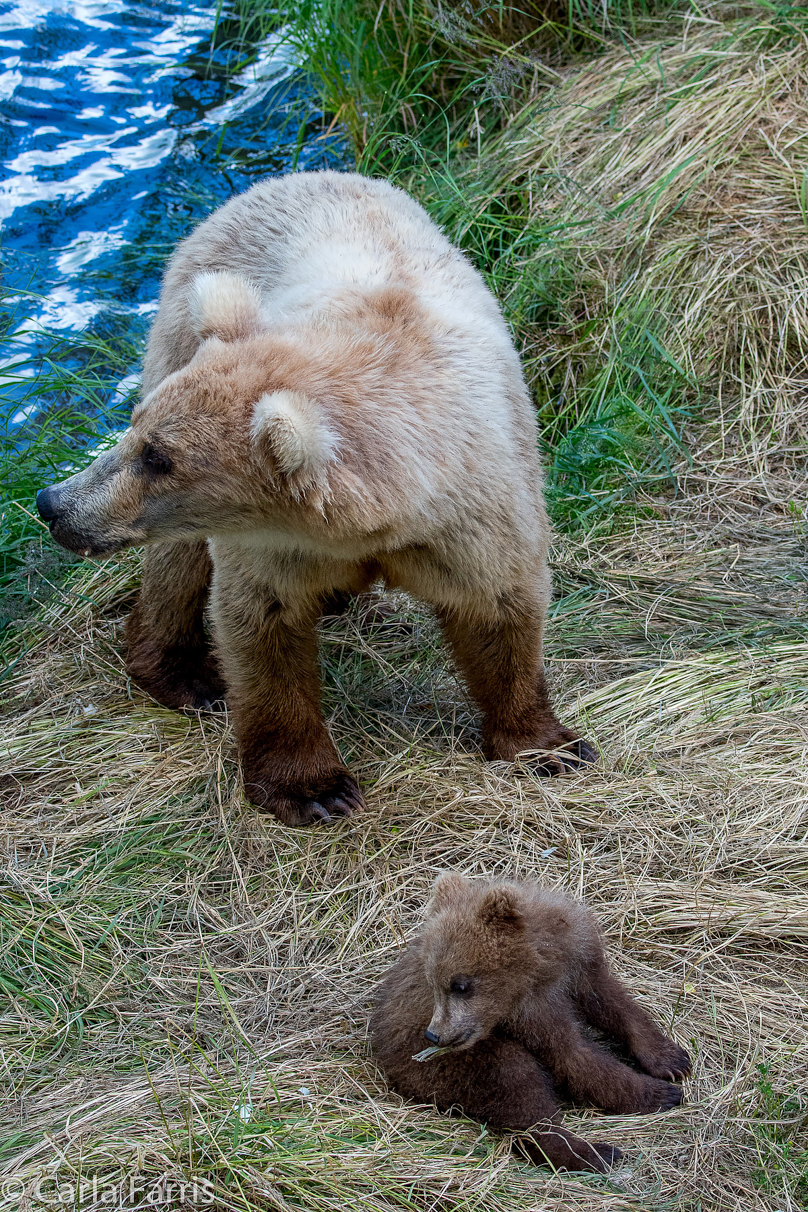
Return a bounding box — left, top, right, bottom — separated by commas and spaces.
412, 1045, 457, 1061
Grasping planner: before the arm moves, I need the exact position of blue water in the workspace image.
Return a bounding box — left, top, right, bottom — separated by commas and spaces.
0, 0, 347, 434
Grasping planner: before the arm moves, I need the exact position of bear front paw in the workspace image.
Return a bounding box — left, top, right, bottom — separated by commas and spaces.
243, 767, 365, 827
531, 734, 598, 776
635, 1041, 692, 1082
633, 1076, 684, 1114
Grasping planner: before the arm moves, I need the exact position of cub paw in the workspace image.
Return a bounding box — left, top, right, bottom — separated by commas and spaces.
593, 1142, 623, 1168
634, 1077, 684, 1114
243, 768, 365, 827
517, 1131, 613, 1173
636, 1041, 692, 1082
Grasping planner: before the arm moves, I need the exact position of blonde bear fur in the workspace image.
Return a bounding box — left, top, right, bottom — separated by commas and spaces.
37, 171, 595, 826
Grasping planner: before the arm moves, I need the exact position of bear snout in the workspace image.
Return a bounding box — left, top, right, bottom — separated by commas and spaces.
36, 485, 59, 523
36, 483, 125, 559
424, 1028, 441, 1044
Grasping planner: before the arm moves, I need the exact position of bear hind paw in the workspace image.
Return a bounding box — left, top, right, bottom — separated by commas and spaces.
592, 1142, 623, 1168
128, 642, 227, 712
517, 1130, 619, 1173
489, 726, 598, 775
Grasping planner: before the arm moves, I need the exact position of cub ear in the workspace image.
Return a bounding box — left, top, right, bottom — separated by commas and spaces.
190, 272, 263, 342
251, 390, 338, 487
479, 885, 524, 933
427, 872, 470, 915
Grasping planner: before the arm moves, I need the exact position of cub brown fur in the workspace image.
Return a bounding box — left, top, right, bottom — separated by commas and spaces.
371, 874, 690, 1172
37, 171, 594, 827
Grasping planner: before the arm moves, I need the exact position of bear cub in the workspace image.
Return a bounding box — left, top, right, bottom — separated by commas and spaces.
371, 874, 691, 1173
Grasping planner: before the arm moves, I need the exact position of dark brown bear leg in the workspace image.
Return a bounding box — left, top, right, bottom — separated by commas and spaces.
436, 590, 596, 773
423, 1039, 619, 1173
517, 993, 683, 1115
126, 540, 226, 710
212, 577, 364, 827
575, 960, 691, 1082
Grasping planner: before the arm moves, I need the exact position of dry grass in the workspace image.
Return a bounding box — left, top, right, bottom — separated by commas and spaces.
469, 6, 808, 491
2, 474, 807, 1211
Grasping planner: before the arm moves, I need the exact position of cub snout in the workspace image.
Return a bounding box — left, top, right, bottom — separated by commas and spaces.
424, 1018, 476, 1050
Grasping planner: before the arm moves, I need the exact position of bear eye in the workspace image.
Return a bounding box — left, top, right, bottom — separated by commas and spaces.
449, 976, 474, 997
141, 443, 173, 476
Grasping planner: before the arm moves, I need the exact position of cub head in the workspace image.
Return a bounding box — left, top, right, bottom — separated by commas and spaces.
36, 272, 338, 557
418, 873, 534, 1051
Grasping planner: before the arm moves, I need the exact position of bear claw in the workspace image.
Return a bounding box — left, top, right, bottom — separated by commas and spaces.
181, 694, 226, 714
244, 770, 365, 827
524, 737, 599, 777
636, 1043, 691, 1082
573, 738, 599, 766
322, 794, 352, 818
640, 1078, 684, 1113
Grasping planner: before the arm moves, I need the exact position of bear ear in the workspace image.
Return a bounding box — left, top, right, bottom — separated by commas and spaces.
427, 872, 470, 915
190, 272, 263, 343
479, 886, 524, 934
251, 390, 338, 488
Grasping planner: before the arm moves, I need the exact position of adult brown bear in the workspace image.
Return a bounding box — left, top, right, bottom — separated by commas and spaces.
37, 172, 595, 826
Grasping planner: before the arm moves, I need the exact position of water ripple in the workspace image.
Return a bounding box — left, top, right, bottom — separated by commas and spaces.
0, 0, 347, 434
